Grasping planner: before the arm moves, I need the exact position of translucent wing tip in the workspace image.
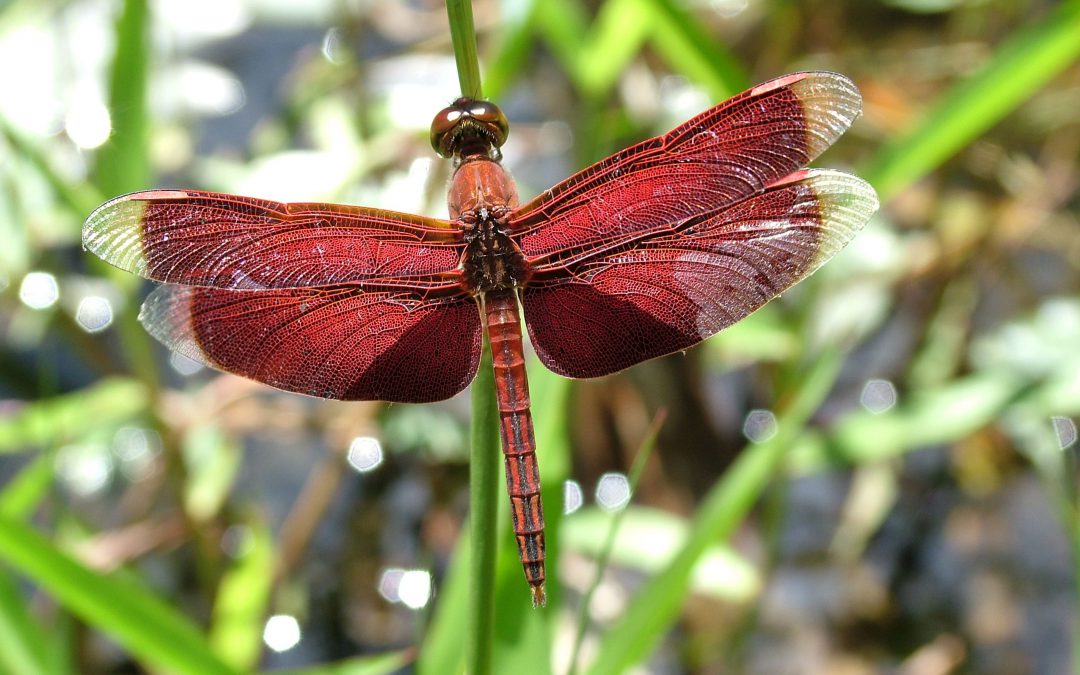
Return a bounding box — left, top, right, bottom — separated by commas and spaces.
83, 190, 190, 275
792, 168, 880, 267
754, 71, 864, 162
137, 284, 214, 369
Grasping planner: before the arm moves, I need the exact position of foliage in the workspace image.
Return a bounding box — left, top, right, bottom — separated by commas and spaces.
0, 0, 1078, 672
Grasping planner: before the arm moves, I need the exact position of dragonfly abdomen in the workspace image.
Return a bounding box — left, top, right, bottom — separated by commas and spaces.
483, 290, 547, 607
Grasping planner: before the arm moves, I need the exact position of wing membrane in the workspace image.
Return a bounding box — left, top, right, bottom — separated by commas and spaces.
510, 72, 863, 268
522, 170, 877, 378
84, 190, 463, 289
142, 284, 482, 402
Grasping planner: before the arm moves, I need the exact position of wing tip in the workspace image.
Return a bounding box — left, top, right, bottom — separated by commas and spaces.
751, 71, 864, 165
83, 190, 195, 270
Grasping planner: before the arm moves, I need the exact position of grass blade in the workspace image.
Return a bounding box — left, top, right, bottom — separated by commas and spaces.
0, 514, 237, 675
643, 0, 748, 98
209, 515, 274, 671
93, 0, 150, 196
585, 350, 843, 675
862, 0, 1080, 200
0, 453, 54, 519
0, 378, 147, 454
569, 411, 666, 675
0, 572, 50, 675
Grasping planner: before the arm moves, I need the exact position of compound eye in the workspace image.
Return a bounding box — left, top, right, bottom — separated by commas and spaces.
465, 100, 509, 147
430, 104, 467, 158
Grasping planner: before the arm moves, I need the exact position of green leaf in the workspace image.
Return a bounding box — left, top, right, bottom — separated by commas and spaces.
562, 506, 759, 602
0, 452, 54, 519
0, 571, 50, 675
416, 529, 468, 675
862, 0, 1080, 200
0, 514, 237, 675
787, 372, 1025, 473
573, 0, 652, 98
209, 516, 274, 671
0, 379, 148, 454
183, 424, 242, 522
0, 116, 102, 219
642, 0, 748, 98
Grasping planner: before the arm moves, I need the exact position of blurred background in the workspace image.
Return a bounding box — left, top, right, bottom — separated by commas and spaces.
1, 0, 1078, 673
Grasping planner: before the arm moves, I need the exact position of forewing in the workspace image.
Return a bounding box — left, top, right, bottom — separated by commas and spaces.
522, 170, 877, 378
510, 72, 862, 267
84, 190, 462, 289
142, 285, 482, 402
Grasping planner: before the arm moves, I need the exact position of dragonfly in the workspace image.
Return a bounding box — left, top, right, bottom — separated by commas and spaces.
84, 71, 878, 607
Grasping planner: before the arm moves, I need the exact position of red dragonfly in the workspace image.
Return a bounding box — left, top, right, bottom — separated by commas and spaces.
84, 71, 878, 607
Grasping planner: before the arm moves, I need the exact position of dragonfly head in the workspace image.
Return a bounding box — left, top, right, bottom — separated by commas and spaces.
430, 98, 509, 160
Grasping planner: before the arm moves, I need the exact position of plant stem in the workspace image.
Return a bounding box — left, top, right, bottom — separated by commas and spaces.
445, 0, 484, 99
467, 341, 499, 675
444, 3, 497, 671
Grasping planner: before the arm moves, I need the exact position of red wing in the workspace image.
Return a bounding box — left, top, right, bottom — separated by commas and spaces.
522, 170, 877, 378
141, 284, 482, 402
509, 72, 862, 268
84, 190, 463, 289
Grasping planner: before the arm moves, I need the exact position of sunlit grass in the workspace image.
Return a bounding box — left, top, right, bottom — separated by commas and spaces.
0, 0, 1077, 672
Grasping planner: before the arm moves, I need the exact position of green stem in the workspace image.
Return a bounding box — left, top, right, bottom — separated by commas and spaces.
444, 3, 497, 670
467, 342, 499, 675
445, 0, 484, 99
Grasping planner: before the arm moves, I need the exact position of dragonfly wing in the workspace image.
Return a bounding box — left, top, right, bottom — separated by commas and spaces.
84, 190, 462, 289
510, 72, 863, 268
522, 170, 877, 378
143, 285, 482, 402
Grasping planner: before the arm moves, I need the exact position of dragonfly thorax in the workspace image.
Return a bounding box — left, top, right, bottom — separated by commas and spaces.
448, 156, 528, 292
460, 204, 528, 293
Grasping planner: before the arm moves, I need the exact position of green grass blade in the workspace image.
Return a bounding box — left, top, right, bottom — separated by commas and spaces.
416, 524, 468, 675
0, 117, 102, 220
0, 514, 237, 675
0, 378, 147, 453
788, 372, 1025, 472
0, 571, 50, 675
569, 412, 665, 675
585, 350, 843, 675
209, 516, 273, 671
533, 0, 592, 91
862, 0, 1080, 201
573, 0, 652, 98
643, 0, 748, 98
93, 0, 150, 196
482, 2, 537, 99
468, 342, 499, 675
0, 452, 54, 519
